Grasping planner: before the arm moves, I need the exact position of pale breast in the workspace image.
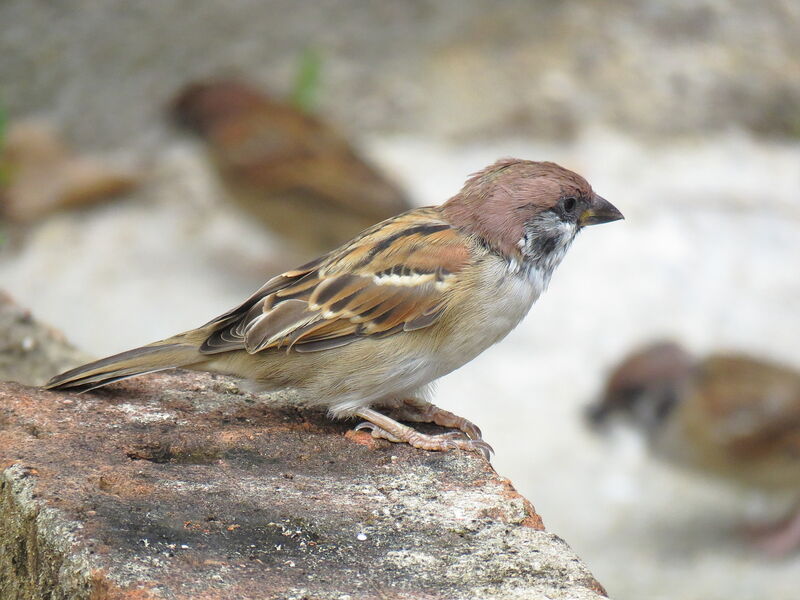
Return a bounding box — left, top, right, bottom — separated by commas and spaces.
229, 253, 547, 416
424, 254, 545, 376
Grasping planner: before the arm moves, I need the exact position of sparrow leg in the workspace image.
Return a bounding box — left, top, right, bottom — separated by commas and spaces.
749, 505, 800, 557
353, 407, 493, 459
387, 397, 483, 440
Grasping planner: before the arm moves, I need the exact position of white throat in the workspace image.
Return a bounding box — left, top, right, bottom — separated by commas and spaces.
517, 218, 578, 293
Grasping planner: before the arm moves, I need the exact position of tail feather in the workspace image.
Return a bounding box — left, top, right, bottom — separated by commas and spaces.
45, 342, 203, 392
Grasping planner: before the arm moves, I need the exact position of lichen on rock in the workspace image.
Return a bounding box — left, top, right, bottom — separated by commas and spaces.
0, 371, 605, 599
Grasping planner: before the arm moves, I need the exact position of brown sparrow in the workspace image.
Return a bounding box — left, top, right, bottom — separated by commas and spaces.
0, 120, 138, 223
171, 80, 411, 255
46, 159, 623, 457
588, 342, 800, 554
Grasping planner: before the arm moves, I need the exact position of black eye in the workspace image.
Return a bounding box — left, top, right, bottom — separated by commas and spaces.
561, 197, 577, 214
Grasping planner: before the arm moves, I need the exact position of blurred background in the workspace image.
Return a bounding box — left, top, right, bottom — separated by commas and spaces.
2, 1, 799, 598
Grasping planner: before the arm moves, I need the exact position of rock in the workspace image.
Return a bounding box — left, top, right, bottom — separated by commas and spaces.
0, 290, 91, 386
0, 371, 606, 599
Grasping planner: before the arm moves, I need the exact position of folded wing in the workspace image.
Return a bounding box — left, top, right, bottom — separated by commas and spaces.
697, 355, 800, 461
200, 208, 470, 354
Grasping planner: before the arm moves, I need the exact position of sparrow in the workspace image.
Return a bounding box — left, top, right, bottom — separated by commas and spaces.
588, 342, 800, 555
46, 158, 623, 457
171, 80, 412, 255
0, 120, 138, 223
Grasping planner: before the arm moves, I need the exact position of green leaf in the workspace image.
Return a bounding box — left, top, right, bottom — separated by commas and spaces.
0, 105, 6, 147
290, 47, 323, 112
0, 105, 8, 188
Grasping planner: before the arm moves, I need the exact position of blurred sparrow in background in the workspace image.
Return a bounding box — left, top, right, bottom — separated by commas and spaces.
47, 158, 623, 457
171, 80, 411, 256
588, 342, 800, 555
0, 120, 138, 223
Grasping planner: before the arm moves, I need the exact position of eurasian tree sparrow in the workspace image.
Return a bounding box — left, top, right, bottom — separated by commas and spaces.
0, 120, 138, 223
588, 342, 800, 554
171, 80, 411, 255
47, 159, 623, 457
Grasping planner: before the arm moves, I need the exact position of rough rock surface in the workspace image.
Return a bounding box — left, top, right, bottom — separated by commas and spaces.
0, 371, 606, 600
0, 291, 91, 387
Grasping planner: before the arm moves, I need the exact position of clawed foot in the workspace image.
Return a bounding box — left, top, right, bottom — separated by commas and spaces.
744, 508, 800, 557
387, 398, 483, 440
353, 406, 493, 459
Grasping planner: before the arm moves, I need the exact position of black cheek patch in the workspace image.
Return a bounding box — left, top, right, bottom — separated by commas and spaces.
530, 234, 559, 256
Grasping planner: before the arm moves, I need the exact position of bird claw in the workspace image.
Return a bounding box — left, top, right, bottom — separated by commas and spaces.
465, 438, 494, 460
390, 399, 484, 440
354, 421, 402, 442
463, 422, 483, 440
742, 509, 800, 557
432, 435, 493, 460
353, 414, 493, 460
439, 431, 494, 459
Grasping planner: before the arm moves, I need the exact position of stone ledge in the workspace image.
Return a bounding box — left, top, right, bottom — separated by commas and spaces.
0, 291, 91, 387
0, 372, 606, 599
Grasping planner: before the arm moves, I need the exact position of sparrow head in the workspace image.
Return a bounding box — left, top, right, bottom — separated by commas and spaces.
171, 80, 269, 134
442, 158, 623, 270
587, 342, 694, 434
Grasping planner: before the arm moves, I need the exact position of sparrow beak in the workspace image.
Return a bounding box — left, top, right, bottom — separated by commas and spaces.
578, 195, 624, 227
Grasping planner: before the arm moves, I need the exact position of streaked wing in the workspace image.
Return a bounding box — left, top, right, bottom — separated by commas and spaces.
696, 355, 800, 460
200, 208, 470, 354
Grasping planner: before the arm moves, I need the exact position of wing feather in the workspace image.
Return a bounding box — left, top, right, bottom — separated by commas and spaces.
199, 208, 471, 355
696, 356, 800, 461
243, 298, 313, 352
